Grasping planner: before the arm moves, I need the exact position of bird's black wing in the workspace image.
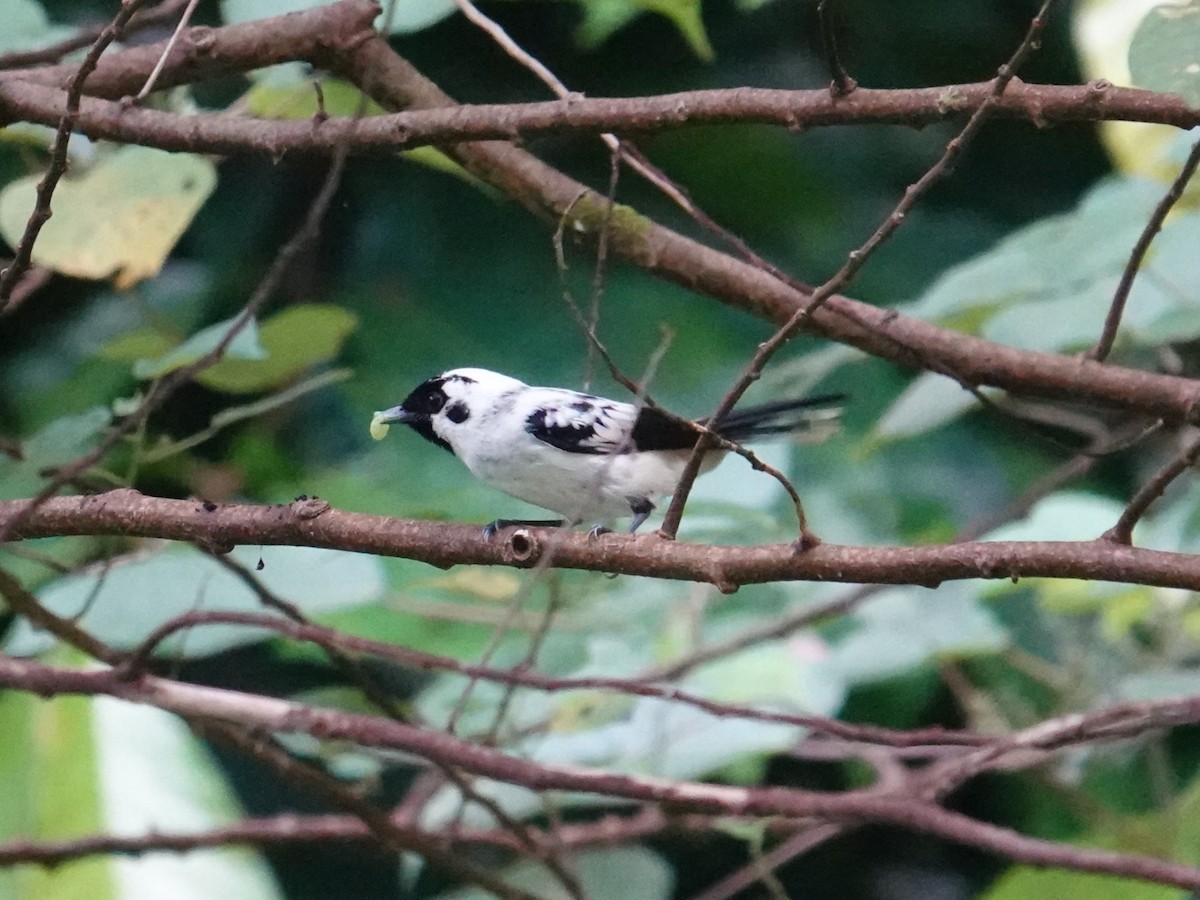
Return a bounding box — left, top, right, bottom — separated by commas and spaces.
629, 405, 701, 451
526, 390, 844, 454
524, 392, 640, 455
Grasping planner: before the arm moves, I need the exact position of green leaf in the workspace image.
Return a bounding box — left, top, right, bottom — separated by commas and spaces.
1130, 0, 1200, 105
985, 864, 1180, 900
874, 373, 986, 440
142, 368, 351, 462
0, 407, 110, 499
0, 146, 216, 289
197, 304, 357, 394
0, 686, 113, 900
686, 639, 846, 720
832, 582, 1008, 685
985, 493, 1126, 543
97, 327, 179, 364
89, 698, 282, 899
576, 0, 713, 60
0, 0, 76, 55
982, 774, 1200, 900
245, 77, 385, 120
3, 545, 385, 657
907, 178, 1163, 324
1118, 668, 1200, 702
133, 315, 265, 381
401, 147, 494, 193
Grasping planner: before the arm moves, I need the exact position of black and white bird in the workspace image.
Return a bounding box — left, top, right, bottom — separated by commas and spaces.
371, 368, 842, 534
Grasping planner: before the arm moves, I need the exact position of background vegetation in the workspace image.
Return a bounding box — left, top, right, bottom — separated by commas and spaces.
3, 0, 1200, 897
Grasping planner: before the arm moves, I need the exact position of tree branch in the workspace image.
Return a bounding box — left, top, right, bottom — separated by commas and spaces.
327, 32, 1200, 423
0, 807, 699, 867
4, 491, 1200, 592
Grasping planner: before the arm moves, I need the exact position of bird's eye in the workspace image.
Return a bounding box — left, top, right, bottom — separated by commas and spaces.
402, 380, 449, 416
445, 401, 470, 424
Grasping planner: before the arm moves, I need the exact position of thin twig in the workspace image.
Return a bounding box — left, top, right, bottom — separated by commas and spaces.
0, 0, 151, 305
1086, 136, 1200, 361
449, 0, 708, 227
817, 1, 856, 97
116, 610, 992, 747
687, 824, 843, 900
0, 565, 118, 663
0, 265, 51, 317
204, 551, 411, 721
1103, 431, 1200, 544
582, 144, 621, 390
133, 0, 202, 100
553, 217, 814, 536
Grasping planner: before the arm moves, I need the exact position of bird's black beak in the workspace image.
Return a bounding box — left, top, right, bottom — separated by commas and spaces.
376, 406, 415, 425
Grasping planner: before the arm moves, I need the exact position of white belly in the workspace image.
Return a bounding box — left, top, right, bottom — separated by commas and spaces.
465, 444, 719, 524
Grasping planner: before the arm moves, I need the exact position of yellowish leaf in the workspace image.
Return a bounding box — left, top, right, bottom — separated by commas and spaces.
0, 146, 216, 289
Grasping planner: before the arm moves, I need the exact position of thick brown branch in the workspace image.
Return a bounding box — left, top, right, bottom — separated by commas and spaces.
6, 0, 379, 98
1, 76, 1198, 161
4, 491, 1200, 592
328, 34, 1200, 423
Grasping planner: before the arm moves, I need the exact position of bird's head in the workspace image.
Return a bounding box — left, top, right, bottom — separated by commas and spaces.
372, 368, 526, 453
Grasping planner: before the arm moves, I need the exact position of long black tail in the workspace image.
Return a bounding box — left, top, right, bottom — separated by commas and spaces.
630, 393, 844, 451
711, 393, 845, 441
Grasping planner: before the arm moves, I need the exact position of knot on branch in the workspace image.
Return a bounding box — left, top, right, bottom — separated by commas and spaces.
795, 530, 822, 553
290, 496, 331, 520
320, 0, 387, 56
502, 528, 540, 565
185, 26, 216, 57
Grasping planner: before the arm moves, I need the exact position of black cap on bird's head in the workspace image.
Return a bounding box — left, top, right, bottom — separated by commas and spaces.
375, 368, 518, 453
376, 374, 456, 452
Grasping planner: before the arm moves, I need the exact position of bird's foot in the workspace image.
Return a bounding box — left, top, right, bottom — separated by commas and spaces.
587, 524, 613, 539
627, 496, 654, 534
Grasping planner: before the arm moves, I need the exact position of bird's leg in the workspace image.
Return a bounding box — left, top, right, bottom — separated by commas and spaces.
482, 518, 565, 539
626, 496, 655, 534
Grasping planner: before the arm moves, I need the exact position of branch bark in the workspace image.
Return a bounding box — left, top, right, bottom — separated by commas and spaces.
2, 79, 1198, 158
5, 491, 1200, 592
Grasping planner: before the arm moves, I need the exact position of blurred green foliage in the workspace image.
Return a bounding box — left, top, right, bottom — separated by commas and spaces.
4, 0, 1200, 897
